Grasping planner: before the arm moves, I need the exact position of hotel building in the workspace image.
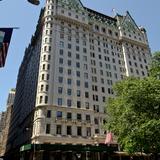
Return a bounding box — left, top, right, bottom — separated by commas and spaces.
6, 0, 151, 159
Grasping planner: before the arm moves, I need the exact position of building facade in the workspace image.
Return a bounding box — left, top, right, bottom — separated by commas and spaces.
32, 0, 150, 145
6, 0, 151, 160
0, 89, 15, 157
0, 112, 6, 133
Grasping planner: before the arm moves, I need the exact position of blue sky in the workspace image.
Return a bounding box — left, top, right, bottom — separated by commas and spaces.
0, 0, 159, 111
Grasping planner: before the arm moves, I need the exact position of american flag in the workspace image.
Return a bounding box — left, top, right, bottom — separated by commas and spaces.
0, 28, 13, 68
104, 132, 113, 144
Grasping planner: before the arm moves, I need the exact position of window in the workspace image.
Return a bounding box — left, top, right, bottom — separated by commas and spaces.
99, 62, 103, 67
76, 80, 80, 86
77, 101, 81, 108
92, 76, 97, 83
58, 87, 63, 94
84, 82, 89, 88
85, 102, 89, 109
59, 67, 63, 73
68, 51, 71, 57
129, 61, 132, 66
59, 58, 63, 64
48, 46, 51, 52
67, 99, 72, 107
95, 129, 99, 134
142, 71, 145, 76
135, 62, 137, 67
85, 92, 89, 98
133, 56, 136, 60
77, 114, 81, 121
76, 39, 79, 43
136, 69, 139, 75
114, 73, 118, 79
68, 36, 71, 41
130, 68, 133, 73
67, 89, 72, 96
107, 80, 113, 85
46, 124, 51, 134
93, 95, 98, 101
58, 77, 63, 83
41, 74, 45, 80
39, 96, 43, 103
47, 74, 50, 80
94, 105, 99, 112
76, 46, 80, 52
68, 69, 72, 75
76, 54, 80, 59
92, 85, 98, 91
95, 25, 99, 31
86, 115, 90, 122
77, 127, 82, 136
42, 64, 45, 70
84, 64, 88, 70
106, 63, 111, 70
84, 73, 88, 79
77, 90, 81, 97
100, 70, 103, 75
45, 96, 48, 104
101, 78, 104, 84
67, 112, 72, 119
140, 64, 143, 69
56, 125, 61, 134
59, 41, 64, 48
58, 98, 62, 105
60, 33, 64, 39
40, 85, 44, 91
83, 40, 86, 46
83, 48, 87, 53
47, 110, 51, 118
94, 118, 99, 124
57, 111, 62, 119
47, 64, 50, 70
67, 60, 72, 66
76, 62, 80, 68
102, 87, 105, 93
59, 49, 63, 55
76, 71, 80, 77
67, 79, 72, 85
67, 126, 72, 135
108, 29, 112, 35
68, 43, 71, 49
102, 27, 106, 33
86, 127, 91, 136
103, 96, 106, 102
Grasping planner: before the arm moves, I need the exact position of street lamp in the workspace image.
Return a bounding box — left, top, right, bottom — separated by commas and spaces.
28, 0, 40, 5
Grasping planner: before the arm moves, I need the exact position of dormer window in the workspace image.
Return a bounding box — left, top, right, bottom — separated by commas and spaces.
95, 25, 99, 31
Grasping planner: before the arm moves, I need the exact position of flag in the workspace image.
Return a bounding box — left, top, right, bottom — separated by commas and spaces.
104, 132, 113, 144
0, 28, 13, 68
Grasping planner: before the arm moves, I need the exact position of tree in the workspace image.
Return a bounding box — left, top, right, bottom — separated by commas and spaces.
149, 51, 160, 78
105, 77, 160, 158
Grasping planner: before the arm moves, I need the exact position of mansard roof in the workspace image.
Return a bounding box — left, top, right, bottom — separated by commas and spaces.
85, 7, 117, 27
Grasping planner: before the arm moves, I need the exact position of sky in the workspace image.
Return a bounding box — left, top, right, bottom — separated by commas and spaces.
0, 0, 160, 112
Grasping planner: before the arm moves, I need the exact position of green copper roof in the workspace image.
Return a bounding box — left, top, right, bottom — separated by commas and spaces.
60, 0, 84, 10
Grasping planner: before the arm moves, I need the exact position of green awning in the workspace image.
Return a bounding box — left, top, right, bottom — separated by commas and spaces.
20, 144, 32, 152
20, 144, 118, 152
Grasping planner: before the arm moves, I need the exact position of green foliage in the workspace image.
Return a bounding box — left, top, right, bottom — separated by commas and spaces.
105, 77, 160, 154
149, 51, 160, 78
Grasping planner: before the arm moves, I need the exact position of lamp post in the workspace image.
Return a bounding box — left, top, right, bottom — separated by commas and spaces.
27, 0, 40, 5
94, 135, 100, 160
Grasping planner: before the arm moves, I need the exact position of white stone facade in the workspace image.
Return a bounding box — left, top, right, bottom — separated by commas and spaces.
32, 0, 151, 145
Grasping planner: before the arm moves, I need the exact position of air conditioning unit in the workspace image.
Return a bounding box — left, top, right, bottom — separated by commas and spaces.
28, 0, 40, 5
